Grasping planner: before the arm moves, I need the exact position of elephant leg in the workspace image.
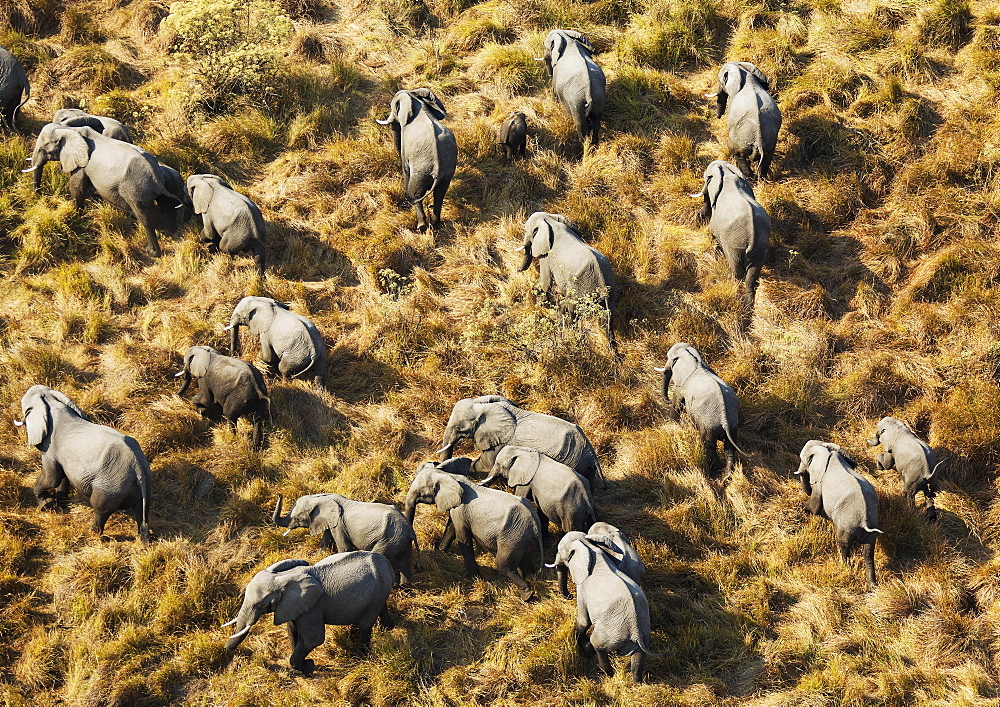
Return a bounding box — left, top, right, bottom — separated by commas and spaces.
90, 504, 114, 538
836, 530, 853, 563
396, 546, 413, 586
863, 538, 877, 587
320, 529, 335, 550
438, 518, 456, 552
34, 457, 67, 511
875, 452, 894, 471
595, 650, 614, 677
734, 153, 753, 181
630, 652, 647, 683
457, 540, 481, 580
590, 119, 600, 149
251, 415, 265, 450
136, 204, 162, 257
702, 432, 721, 478
69, 171, 93, 210
497, 545, 534, 600
759, 150, 774, 181
413, 199, 428, 233
557, 567, 572, 599
744, 263, 762, 306
535, 508, 551, 541
201, 219, 219, 253
289, 616, 325, 673
804, 487, 824, 517
431, 179, 449, 227
723, 437, 737, 479
924, 480, 938, 522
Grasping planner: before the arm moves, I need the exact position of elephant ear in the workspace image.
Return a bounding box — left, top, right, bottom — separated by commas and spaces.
309, 498, 342, 534
561, 30, 594, 53
272, 569, 324, 625
549, 31, 568, 61
24, 396, 51, 448
187, 347, 212, 378
58, 129, 91, 172
737, 61, 770, 89
44, 389, 88, 420
530, 217, 555, 257
266, 559, 310, 573
393, 92, 419, 126
434, 474, 464, 512
507, 448, 541, 487
473, 403, 517, 451
190, 178, 214, 215
410, 88, 447, 120
707, 163, 726, 208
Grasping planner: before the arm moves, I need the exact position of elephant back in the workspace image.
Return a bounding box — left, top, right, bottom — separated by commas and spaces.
508, 414, 589, 470
313, 551, 394, 616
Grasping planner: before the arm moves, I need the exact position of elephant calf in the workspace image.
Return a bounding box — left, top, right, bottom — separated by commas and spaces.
16, 385, 151, 541
54, 107, 131, 142
548, 533, 656, 682
867, 417, 941, 521
404, 462, 543, 600
483, 446, 596, 538
587, 521, 645, 585
656, 342, 745, 478
223, 553, 394, 673
796, 440, 882, 587
709, 61, 781, 181
176, 345, 269, 449
187, 174, 267, 275
499, 111, 527, 160
274, 493, 419, 585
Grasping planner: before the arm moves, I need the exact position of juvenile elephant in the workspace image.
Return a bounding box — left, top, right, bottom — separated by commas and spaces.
54, 107, 131, 142
547, 533, 656, 682
176, 345, 269, 449
404, 462, 543, 600
0, 46, 30, 130
867, 417, 940, 521
655, 343, 745, 478
15, 385, 151, 541
539, 30, 606, 150
482, 446, 595, 537
187, 174, 267, 275
708, 61, 781, 180
376, 88, 457, 232
517, 211, 617, 350
438, 395, 605, 489
273, 493, 419, 585
23, 124, 179, 256
225, 296, 327, 387
587, 521, 645, 585
795, 440, 882, 587
499, 111, 527, 160
222, 553, 394, 673
692, 160, 770, 305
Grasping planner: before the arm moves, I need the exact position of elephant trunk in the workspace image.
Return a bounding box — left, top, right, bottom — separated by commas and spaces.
660, 365, 673, 401
866, 436, 880, 447
272, 495, 291, 527
28, 150, 46, 193
177, 369, 192, 397
227, 313, 241, 354
517, 243, 533, 272
440, 427, 461, 460
223, 605, 261, 650
797, 467, 812, 496
403, 488, 418, 525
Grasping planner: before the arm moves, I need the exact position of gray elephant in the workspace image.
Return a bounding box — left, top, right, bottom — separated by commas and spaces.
692, 160, 770, 305
539, 30, 606, 150
376, 88, 457, 232
0, 46, 29, 131
655, 343, 745, 478
867, 417, 940, 521
54, 107, 131, 142
176, 345, 269, 449
587, 521, 645, 584
225, 296, 327, 387
23, 124, 179, 256
438, 395, 605, 489
517, 211, 617, 350
708, 61, 781, 180
499, 111, 527, 160
187, 174, 266, 275
15, 385, 151, 541
795, 440, 882, 587
547, 533, 656, 682
273, 493, 419, 585
404, 462, 543, 600
222, 553, 394, 673
482, 446, 596, 537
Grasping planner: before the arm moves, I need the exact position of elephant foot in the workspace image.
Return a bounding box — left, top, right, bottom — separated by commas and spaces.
416, 223, 429, 233
37, 497, 58, 512
925, 506, 938, 523
293, 658, 315, 675
145, 245, 162, 258
519, 587, 538, 602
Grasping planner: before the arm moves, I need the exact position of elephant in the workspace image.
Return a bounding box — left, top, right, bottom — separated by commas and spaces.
517, 211, 617, 350
222, 553, 394, 673
438, 395, 605, 489
587, 521, 645, 585
53, 108, 132, 142
273, 493, 419, 585
403, 462, 543, 600
187, 174, 267, 275
539, 30, 606, 150
692, 160, 770, 305
795, 440, 882, 587
0, 46, 30, 130
867, 417, 941, 521
225, 296, 327, 388
546, 533, 656, 682
14, 385, 151, 541
23, 124, 180, 256
708, 61, 781, 180
482, 445, 596, 538
176, 345, 269, 449
499, 111, 527, 160
376, 88, 457, 232
655, 343, 745, 478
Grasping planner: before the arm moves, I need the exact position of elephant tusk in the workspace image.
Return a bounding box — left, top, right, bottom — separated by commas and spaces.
688, 192, 703, 198
544, 562, 557, 568
21, 165, 38, 173
283, 528, 292, 536
222, 324, 235, 331
221, 618, 238, 627
24, 157, 31, 162
13, 419, 24, 427
174, 371, 185, 377
653, 367, 666, 373
514, 245, 525, 252
175, 203, 185, 209
227, 625, 252, 640
705, 92, 718, 98
375, 116, 393, 125
436, 444, 452, 455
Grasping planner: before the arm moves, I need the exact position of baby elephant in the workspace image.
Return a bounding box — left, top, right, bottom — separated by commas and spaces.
404, 462, 543, 600
587, 521, 645, 585
867, 417, 940, 521
548, 533, 656, 682
54, 107, 131, 142
176, 345, 269, 449
499, 111, 527, 160
273, 493, 419, 585
16, 385, 151, 540
187, 174, 267, 275
796, 440, 882, 587
223, 553, 394, 673
482, 446, 595, 537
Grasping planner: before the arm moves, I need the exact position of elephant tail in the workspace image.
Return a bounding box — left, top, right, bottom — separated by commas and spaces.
929, 458, 944, 479
723, 425, 748, 458
636, 634, 660, 657
15, 80, 29, 123
137, 462, 151, 542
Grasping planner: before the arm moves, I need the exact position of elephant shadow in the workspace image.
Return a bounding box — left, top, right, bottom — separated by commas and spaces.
266, 220, 360, 285
269, 384, 351, 446
325, 348, 403, 405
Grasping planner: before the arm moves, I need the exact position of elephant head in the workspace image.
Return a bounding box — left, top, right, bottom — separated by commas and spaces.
403, 463, 466, 524
23, 123, 93, 192
482, 446, 541, 487
15, 385, 88, 449
794, 440, 856, 495
517, 212, 574, 272
53, 108, 104, 132
690, 160, 747, 222
711, 61, 771, 118
272, 494, 343, 537
176, 345, 217, 396
222, 559, 322, 649
376, 88, 446, 127
654, 342, 705, 400
541, 30, 594, 77
438, 396, 516, 459
546, 531, 624, 590
225, 296, 289, 355
187, 174, 233, 216
866, 416, 906, 449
